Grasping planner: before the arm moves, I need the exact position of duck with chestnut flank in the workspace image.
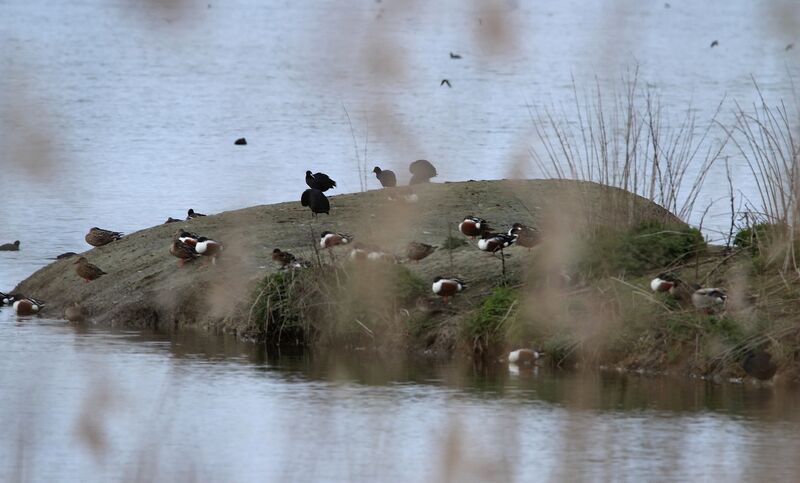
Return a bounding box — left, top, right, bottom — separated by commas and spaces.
320, 231, 352, 249
406, 242, 436, 262
13, 296, 45, 316
373, 166, 397, 188
477, 232, 515, 253
508, 349, 542, 366
176, 230, 200, 247
305, 171, 337, 192
195, 236, 223, 264
459, 215, 490, 238
1, 292, 17, 306
85, 228, 123, 247
0, 240, 20, 251
650, 273, 680, 293
301, 189, 330, 217
74, 257, 107, 282
432, 276, 465, 303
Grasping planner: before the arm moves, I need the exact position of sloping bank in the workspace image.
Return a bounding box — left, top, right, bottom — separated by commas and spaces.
15, 179, 690, 357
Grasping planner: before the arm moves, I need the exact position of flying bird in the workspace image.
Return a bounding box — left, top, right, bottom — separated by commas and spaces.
440, 79, 451, 88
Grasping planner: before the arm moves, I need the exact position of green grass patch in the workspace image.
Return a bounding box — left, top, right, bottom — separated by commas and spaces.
464, 287, 519, 355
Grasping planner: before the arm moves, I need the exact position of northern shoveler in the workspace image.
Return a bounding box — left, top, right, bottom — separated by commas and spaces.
459, 215, 490, 238
85, 228, 123, 247
477, 232, 515, 253
508, 223, 541, 250
305, 171, 337, 192
0, 240, 20, 251
508, 349, 542, 366
74, 257, 107, 282
186, 208, 206, 219
301, 189, 330, 217
196, 237, 223, 264
692, 287, 727, 310
170, 239, 199, 267
406, 242, 436, 262
1, 292, 18, 305
432, 276, 465, 303
650, 272, 680, 293
14, 296, 45, 316
373, 167, 397, 188
320, 231, 352, 249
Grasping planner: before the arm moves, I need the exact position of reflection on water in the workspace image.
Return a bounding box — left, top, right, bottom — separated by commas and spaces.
2, 314, 800, 482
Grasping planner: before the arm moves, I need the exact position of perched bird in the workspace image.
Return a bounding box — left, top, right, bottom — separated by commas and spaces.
1, 292, 18, 305
195, 236, 223, 264
170, 239, 199, 267
187, 208, 206, 219
432, 276, 465, 303
13, 296, 45, 316
409, 159, 438, 185
692, 287, 727, 310
440, 79, 451, 88
0, 240, 20, 251
305, 171, 337, 192
459, 215, 491, 238
650, 272, 680, 293
508, 223, 541, 250
710, 40, 719, 48
64, 303, 86, 323
320, 231, 352, 249
372, 166, 397, 187
742, 350, 778, 381
449, 52, 461, 59
300, 189, 330, 216
164, 217, 181, 224
56, 252, 78, 260
477, 232, 515, 253
508, 349, 542, 366
234, 137, 247, 145
85, 228, 123, 247
176, 229, 199, 245
272, 248, 299, 268
74, 257, 107, 282
406, 242, 436, 262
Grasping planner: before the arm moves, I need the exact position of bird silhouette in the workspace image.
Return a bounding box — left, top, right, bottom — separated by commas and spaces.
440, 79, 451, 88
449, 52, 461, 59
710, 40, 719, 48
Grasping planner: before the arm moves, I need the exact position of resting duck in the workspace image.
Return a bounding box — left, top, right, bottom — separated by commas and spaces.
320, 231, 352, 249
431, 276, 465, 303
301, 188, 330, 217
56, 252, 78, 260
196, 236, 223, 264
508, 223, 541, 250
272, 248, 298, 268
85, 228, 123, 247
305, 171, 337, 192
459, 215, 490, 238
373, 166, 397, 188
742, 350, 778, 381
74, 257, 107, 282
0, 240, 20, 251
650, 273, 680, 293
1, 292, 18, 305
186, 208, 206, 219
64, 303, 86, 323
164, 217, 181, 224
406, 242, 436, 262
692, 287, 727, 310
14, 296, 45, 316
176, 230, 200, 247
477, 232, 515, 253
409, 159, 437, 185
234, 137, 247, 145
508, 349, 542, 366
170, 239, 199, 267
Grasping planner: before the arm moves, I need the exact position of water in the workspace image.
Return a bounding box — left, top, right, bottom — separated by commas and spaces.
3, 0, 800, 480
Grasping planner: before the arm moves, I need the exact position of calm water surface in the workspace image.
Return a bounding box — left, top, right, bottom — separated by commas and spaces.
3, 1, 800, 481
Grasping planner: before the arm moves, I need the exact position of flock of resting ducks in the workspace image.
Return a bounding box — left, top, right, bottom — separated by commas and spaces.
1, 159, 727, 323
